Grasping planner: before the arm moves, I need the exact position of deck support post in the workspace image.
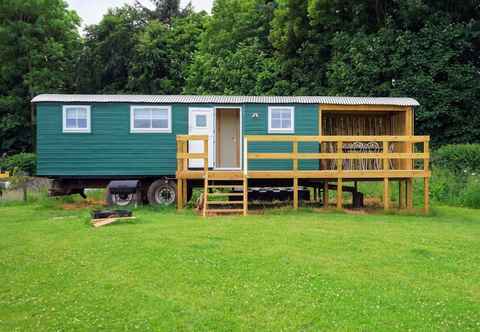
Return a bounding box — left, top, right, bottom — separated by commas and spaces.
323, 182, 329, 208
177, 178, 183, 209
243, 176, 248, 216
383, 178, 389, 211
406, 178, 413, 209
293, 178, 299, 209
336, 178, 343, 209
424, 177, 429, 214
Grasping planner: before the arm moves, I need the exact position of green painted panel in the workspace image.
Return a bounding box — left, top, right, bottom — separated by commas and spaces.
36, 102, 188, 176
243, 104, 319, 171
36, 102, 319, 177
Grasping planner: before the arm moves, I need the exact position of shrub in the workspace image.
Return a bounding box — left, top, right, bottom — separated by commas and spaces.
432, 144, 480, 175
0, 153, 36, 176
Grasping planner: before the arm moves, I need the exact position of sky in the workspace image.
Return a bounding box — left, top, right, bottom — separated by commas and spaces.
66, 0, 213, 28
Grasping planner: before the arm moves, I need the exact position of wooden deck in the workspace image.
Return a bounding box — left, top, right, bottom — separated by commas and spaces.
176, 134, 430, 215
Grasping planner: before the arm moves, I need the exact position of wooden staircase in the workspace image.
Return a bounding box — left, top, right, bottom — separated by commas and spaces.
202, 178, 248, 216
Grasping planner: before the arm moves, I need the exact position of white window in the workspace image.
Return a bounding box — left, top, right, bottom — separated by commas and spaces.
195, 114, 207, 128
268, 106, 294, 133
63, 105, 91, 133
130, 106, 172, 133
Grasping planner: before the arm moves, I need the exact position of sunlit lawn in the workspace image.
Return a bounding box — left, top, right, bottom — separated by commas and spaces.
1, 197, 479, 330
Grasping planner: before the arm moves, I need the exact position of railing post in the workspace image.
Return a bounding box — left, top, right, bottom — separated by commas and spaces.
292, 140, 298, 172
243, 137, 248, 176
292, 139, 298, 209
337, 140, 343, 172
176, 138, 183, 210
383, 141, 389, 171
337, 178, 343, 209
202, 137, 209, 217
384, 177, 389, 211
424, 139, 430, 214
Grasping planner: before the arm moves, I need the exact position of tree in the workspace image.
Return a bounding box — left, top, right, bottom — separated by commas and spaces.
75, 5, 147, 93
0, 0, 81, 154
327, 22, 480, 146
128, 12, 207, 93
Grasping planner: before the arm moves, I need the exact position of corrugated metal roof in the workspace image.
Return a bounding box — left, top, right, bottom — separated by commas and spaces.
31, 94, 419, 106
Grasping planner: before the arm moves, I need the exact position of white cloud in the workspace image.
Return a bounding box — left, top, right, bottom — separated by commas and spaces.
66, 0, 213, 28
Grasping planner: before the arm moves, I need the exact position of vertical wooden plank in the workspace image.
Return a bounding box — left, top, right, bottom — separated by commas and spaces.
399, 180, 405, 209
318, 105, 322, 136
336, 178, 343, 209
176, 138, 183, 210
203, 137, 209, 217
424, 140, 429, 174
323, 182, 329, 208
293, 177, 299, 209
243, 175, 248, 216
383, 141, 389, 171
203, 137, 209, 174
424, 177, 429, 214
405, 107, 413, 171
292, 140, 298, 172
177, 179, 183, 209
243, 137, 248, 176
182, 140, 187, 171
383, 178, 389, 211
337, 141, 343, 172
406, 178, 413, 209
423, 139, 429, 214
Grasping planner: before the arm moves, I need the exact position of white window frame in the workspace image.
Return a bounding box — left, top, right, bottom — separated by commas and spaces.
268, 106, 295, 133
130, 105, 172, 133
62, 105, 91, 133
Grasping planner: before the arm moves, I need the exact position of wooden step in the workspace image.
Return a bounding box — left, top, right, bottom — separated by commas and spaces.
207, 200, 243, 205
208, 192, 243, 197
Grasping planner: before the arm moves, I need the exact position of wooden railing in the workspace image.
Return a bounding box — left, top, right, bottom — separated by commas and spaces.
176, 135, 209, 174
176, 134, 430, 177
244, 135, 430, 177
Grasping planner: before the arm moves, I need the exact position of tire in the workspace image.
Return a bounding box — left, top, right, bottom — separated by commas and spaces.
147, 180, 176, 206
105, 190, 136, 207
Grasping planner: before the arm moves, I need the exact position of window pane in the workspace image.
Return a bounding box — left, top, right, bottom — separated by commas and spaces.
152, 119, 168, 128
66, 109, 77, 120
271, 119, 281, 128
134, 109, 151, 120
280, 110, 291, 121
134, 119, 151, 128
196, 114, 207, 127
271, 111, 281, 120
77, 118, 87, 128
77, 108, 87, 120
66, 118, 77, 128
282, 119, 291, 129
152, 110, 168, 119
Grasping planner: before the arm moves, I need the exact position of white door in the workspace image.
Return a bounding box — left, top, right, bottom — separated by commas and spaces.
188, 108, 214, 168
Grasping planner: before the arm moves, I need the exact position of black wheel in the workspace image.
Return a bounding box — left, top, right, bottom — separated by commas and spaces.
147, 180, 176, 206
106, 191, 136, 207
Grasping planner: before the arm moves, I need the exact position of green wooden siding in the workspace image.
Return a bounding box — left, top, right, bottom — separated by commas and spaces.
36, 102, 319, 176
243, 104, 319, 171
36, 102, 188, 176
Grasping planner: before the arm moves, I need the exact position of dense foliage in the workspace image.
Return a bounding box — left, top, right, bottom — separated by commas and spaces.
1, 0, 479, 154
430, 144, 480, 208
0, 152, 36, 175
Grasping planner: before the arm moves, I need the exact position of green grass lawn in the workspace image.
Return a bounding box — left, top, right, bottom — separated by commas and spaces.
1, 199, 479, 331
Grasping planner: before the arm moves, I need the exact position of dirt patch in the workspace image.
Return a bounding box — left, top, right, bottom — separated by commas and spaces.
62, 198, 106, 210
